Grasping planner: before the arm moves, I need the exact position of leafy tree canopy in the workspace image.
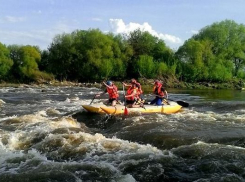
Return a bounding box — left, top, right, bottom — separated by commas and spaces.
0, 43, 13, 79
176, 20, 245, 82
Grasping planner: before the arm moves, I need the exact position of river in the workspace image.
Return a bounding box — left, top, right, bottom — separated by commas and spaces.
0, 85, 244, 182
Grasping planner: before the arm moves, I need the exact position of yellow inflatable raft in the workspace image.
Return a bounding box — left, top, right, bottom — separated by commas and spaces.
82, 101, 182, 115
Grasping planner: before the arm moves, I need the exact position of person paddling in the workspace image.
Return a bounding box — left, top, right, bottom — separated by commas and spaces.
124, 83, 141, 108
150, 80, 169, 105
123, 78, 143, 98
123, 78, 145, 105
95, 81, 119, 106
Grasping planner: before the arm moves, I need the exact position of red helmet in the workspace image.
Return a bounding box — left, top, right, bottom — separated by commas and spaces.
154, 80, 162, 86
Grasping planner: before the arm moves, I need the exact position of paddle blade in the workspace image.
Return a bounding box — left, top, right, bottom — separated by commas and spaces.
176, 101, 189, 107
89, 95, 96, 105
124, 107, 128, 115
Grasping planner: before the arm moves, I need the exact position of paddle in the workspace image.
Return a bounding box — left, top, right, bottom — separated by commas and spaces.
122, 84, 128, 115
89, 95, 96, 105
168, 99, 189, 108
152, 94, 189, 107
139, 99, 146, 110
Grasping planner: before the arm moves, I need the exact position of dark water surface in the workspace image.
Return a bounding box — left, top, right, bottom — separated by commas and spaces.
0, 86, 244, 182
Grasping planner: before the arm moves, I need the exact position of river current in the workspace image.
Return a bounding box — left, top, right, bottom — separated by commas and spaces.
0, 85, 244, 182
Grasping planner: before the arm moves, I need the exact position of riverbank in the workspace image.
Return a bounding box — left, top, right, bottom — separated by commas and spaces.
0, 78, 244, 90
137, 77, 245, 90
0, 81, 95, 88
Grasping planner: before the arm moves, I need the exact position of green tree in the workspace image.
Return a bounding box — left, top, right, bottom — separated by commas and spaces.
46, 29, 132, 81
176, 20, 245, 82
47, 33, 76, 80
8, 45, 51, 82
176, 39, 206, 81
155, 62, 168, 77
18, 45, 41, 81
127, 29, 173, 78
0, 43, 13, 80
109, 33, 133, 79
137, 55, 156, 78
194, 20, 245, 78
127, 29, 157, 58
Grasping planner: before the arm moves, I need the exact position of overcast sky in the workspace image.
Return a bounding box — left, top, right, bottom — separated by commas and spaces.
0, 0, 245, 50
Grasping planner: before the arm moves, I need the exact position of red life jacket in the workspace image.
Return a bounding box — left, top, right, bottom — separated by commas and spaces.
126, 87, 138, 101
153, 84, 165, 97
107, 85, 119, 99
135, 82, 143, 94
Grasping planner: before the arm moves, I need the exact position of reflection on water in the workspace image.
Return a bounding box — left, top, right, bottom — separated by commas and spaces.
141, 85, 245, 102
168, 88, 245, 101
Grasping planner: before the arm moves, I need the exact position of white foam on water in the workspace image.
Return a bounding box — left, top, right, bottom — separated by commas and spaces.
0, 115, 18, 122
50, 117, 81, 128
73, 132, 169, 158
46, 108, 61, 116
170, 109, 245, 124
0, 87, 11, 93
64, 96, 80, 103
0, 147, 49, 174
41, 99, 52, 104
131, 116, 146, 122
65, 98, 71, 103
36, 110, 48, 117
70, 96, 80, 101
6, 132, 25, 150
155, 113, 169, 121
181, 140, 245, 151
0, 113, 82, 151
0, 99, 6, 104
235, 109, 245, 114
115, 174, 136, 182
16, 112, 50, 125
26, 129, 175, 162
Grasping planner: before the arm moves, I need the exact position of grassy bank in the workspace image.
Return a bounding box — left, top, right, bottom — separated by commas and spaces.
0, 78, 244, 90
